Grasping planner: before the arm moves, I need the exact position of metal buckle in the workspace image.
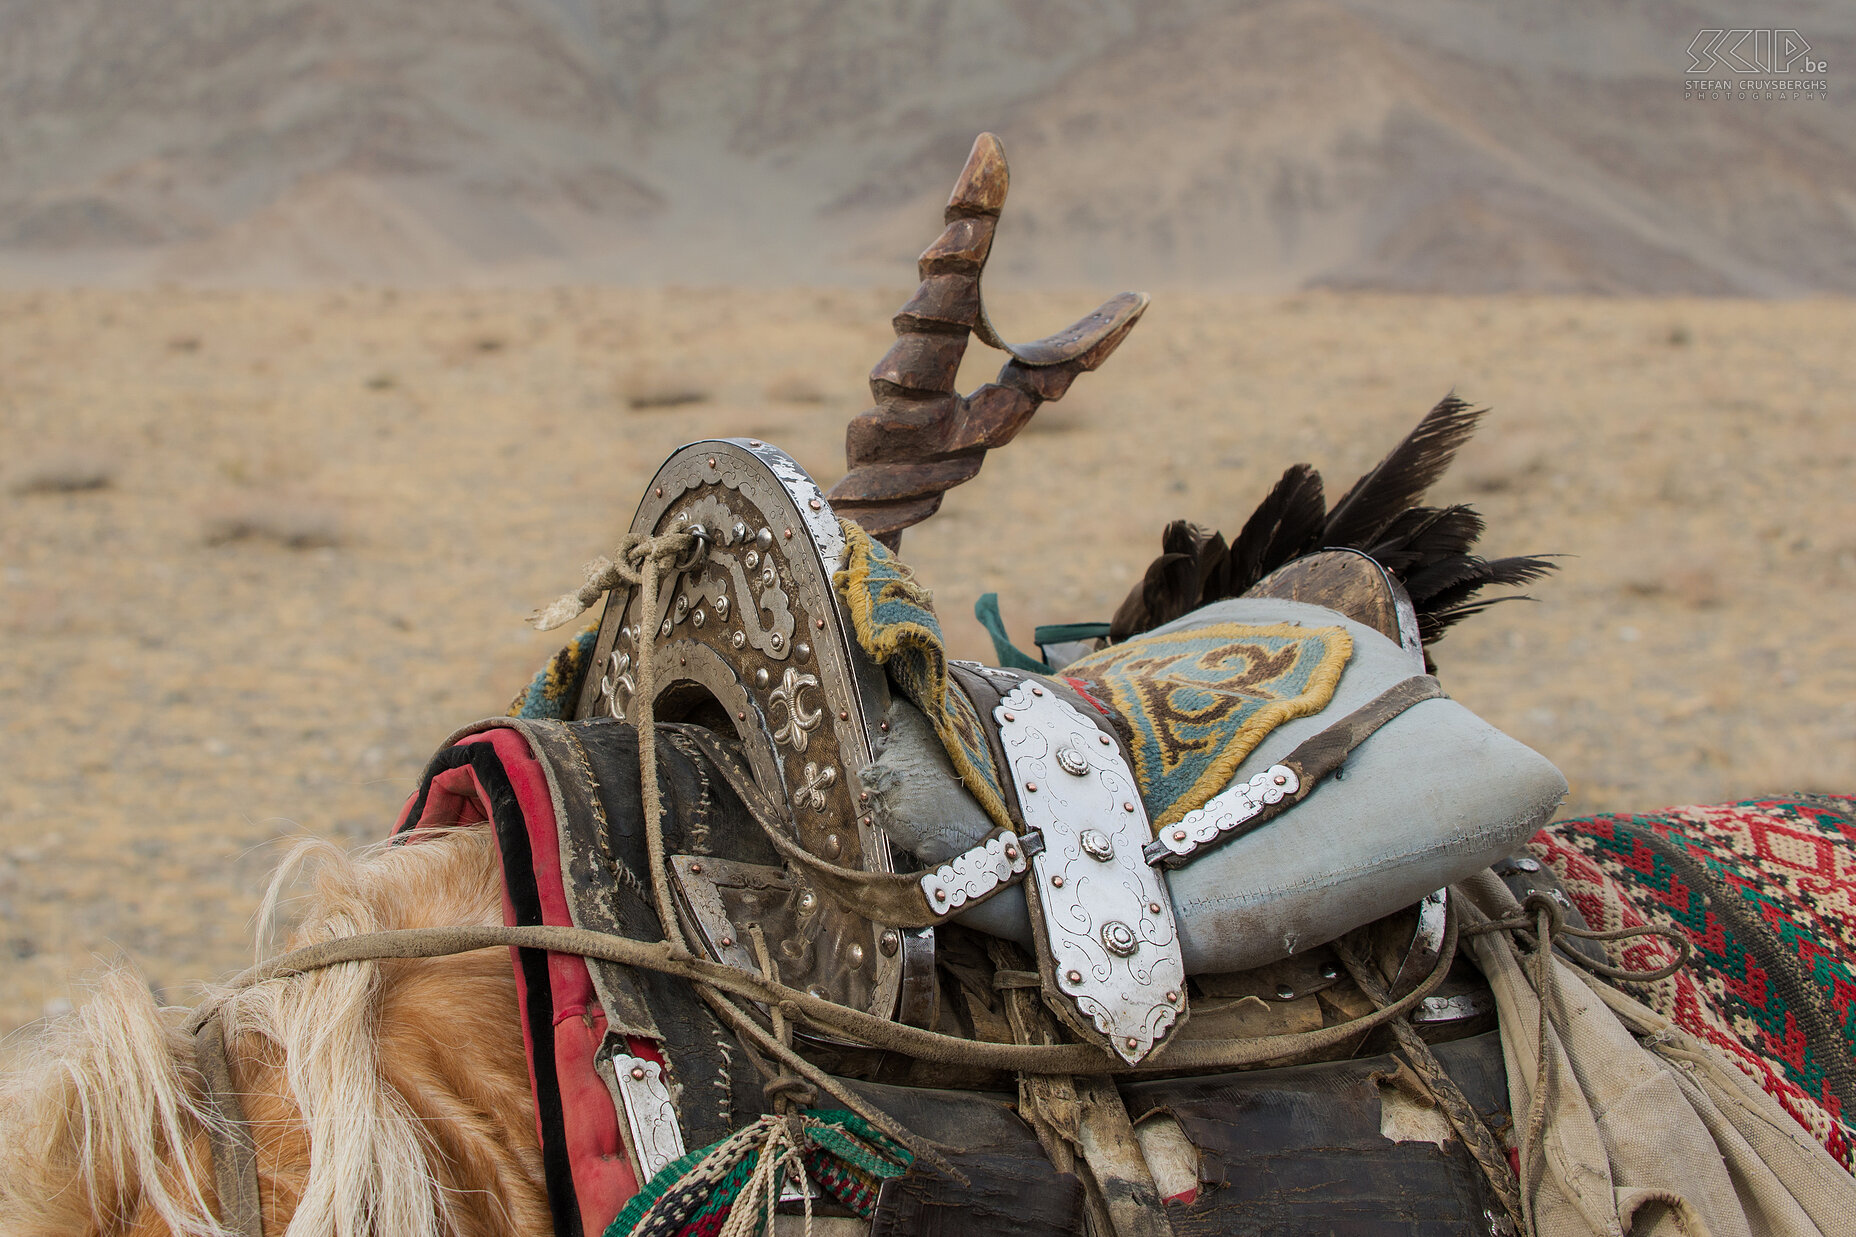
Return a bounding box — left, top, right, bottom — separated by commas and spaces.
994, 679, 1186, 1064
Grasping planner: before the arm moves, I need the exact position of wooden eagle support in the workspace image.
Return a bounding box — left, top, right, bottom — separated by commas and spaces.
827, 133, 1149, 549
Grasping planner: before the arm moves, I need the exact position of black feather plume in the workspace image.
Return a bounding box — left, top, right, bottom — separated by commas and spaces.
1107, 395, 1558, 666
1322, 395, 1484, 549
1226, 464, 1327, 594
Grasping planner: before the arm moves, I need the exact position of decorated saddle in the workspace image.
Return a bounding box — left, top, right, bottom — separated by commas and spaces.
442, 133, 1855, 1237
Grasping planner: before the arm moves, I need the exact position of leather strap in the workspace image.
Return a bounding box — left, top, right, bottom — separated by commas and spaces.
189, 1009, 266, 1237
1145, 675, 1445, 868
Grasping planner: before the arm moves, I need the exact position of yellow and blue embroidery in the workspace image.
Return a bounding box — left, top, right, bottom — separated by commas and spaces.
1062, 622, 1352, 831
833, 520, 1013, 832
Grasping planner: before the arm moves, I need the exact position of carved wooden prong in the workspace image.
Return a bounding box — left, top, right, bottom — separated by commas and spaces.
830, 133, 1148, 549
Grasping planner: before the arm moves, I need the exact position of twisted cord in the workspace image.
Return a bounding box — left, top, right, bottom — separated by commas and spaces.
1333, 935, 1525, 1232
1462, 891, 1692, 983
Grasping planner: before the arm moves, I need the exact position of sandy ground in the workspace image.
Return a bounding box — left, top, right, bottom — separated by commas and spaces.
1, 286, 1852, 1035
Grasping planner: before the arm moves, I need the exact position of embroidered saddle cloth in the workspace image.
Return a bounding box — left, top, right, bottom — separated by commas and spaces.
833, 519, 1354, 834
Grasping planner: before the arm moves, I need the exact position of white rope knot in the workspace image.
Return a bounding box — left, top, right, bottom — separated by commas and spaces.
530, 531, 705, 631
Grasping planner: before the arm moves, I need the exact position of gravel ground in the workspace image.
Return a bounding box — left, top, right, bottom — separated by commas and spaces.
2, 286, 1852, 1034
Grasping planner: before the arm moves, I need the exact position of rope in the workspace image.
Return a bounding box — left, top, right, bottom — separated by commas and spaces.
1458, 884, 1694, 1233
1462, 891, 1692, 983
1333, 934, 1525, 1232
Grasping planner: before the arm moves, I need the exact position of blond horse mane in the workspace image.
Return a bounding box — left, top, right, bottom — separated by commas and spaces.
0, 829, 550, 1237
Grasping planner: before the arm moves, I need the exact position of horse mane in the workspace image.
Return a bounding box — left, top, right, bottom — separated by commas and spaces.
0, 829, 548, 1237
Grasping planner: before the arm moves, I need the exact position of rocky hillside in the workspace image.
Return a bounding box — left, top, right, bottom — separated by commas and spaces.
1, 0, 1851, 291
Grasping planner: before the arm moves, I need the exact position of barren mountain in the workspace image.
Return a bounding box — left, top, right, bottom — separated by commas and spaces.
0, 0, 1852, 291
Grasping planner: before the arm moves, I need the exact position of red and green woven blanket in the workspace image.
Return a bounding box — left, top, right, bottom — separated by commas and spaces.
1535, 794, 1856, 1171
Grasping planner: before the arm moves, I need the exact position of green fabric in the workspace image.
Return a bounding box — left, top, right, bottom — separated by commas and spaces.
973, 592, 1052, 673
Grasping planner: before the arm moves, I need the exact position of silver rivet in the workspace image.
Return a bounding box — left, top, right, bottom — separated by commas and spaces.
660, 619, 672, 636
1514, 856, 1541, 873
692, 608, 706, 628
1321, 963, 1339, 980
846, 944, 865, 966
755, 668, 769, 688
769, 632, 783, 650
1101, 920, 1138, 956
732, 630, 746, 649
879, 930, 900, 956
714, 596, 729, 619
744, 549, 760, 569
1080, 829, 1114, 862
800, 891, 818, 911
1275, 983, 1295, 999
795, 641, 811, 661
1056, 746, 1089, 776
731, 521, 747, 543
748, 439, 762, 447
822, 834, 841, 859
756, 528, 773, 549
631, 1066, 647, 1080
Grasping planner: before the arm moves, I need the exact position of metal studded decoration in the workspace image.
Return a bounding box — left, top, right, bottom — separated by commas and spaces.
573, 439, 911, 1019
920, 830, 1031, 914
1143, 764, 1301, 867
994, 679, 1187, 1064
607, 1052, 686, 1182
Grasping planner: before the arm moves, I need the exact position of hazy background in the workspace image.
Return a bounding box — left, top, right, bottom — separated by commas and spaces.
2, 1, 1853, 1031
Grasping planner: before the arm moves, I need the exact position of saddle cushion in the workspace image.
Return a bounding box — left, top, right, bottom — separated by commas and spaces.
872, 596, 1569, 973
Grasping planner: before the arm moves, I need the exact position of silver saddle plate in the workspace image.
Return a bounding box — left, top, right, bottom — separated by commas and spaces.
994, 678, 1186, 1065
572, 438, 933, 1022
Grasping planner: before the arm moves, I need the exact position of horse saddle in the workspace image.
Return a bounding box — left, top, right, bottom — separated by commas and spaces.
558, 439, 1568, 1068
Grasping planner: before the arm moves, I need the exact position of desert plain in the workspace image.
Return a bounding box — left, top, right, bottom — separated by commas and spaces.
1, 285, 1852, 1034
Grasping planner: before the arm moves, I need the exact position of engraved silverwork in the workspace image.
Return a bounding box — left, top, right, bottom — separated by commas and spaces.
769, 667, 823, 751
1144, 764, 1300, 866
798, 761, 838, 811
995, 680, 1185, 1064
608, 1053, 684, 1180
920, 830, 1029, 915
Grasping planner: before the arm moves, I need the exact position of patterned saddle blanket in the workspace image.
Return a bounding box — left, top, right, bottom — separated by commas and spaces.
1535, 793, 1856, 1172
